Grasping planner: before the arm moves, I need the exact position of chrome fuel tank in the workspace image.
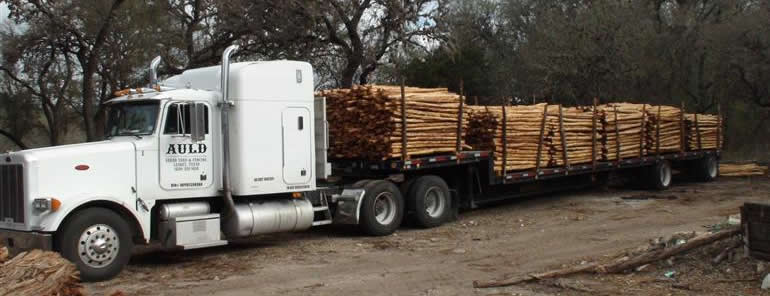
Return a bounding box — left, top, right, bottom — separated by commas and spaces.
223, 199, 314, 237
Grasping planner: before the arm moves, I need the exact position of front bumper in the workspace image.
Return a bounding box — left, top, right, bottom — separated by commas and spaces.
0, 229, 53, 255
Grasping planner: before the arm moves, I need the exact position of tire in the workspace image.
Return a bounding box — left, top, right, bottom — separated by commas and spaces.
692, 156, 719, 182
56, 207, 134, 282
408, 176, 451, 228
399, 177, 416, 198
359, 180, 405, 236
648, 161, 672, 190
352, 179, 374, 189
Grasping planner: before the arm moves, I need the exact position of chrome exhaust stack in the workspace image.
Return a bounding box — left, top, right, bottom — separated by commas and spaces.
149, 56, 162, 88
220, 45, 239, 220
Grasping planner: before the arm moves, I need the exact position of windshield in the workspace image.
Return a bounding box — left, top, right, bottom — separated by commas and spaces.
106, 101, 160, 138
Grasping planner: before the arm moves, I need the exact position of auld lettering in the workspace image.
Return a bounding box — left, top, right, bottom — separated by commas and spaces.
166, 143, 208, 154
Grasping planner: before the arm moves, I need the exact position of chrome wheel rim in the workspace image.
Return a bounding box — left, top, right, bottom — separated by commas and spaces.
373, 192, 396, 225
424, 187, 446, 218
78, 224, 119, 268
660, 164, 671, 187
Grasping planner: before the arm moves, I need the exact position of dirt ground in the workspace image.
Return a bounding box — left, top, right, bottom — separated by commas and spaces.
85, 176, 770, 296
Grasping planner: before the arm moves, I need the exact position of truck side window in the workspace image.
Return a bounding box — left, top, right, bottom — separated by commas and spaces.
164, 103, 209, 134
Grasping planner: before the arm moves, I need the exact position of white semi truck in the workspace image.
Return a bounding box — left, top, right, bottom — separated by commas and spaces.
0, 45, 720, 281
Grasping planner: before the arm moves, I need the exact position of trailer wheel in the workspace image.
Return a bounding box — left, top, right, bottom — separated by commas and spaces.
408, 176, 451, 228
359, 180, 404, 236
692, 156, 719, 182
56, 207, 134, 282
648, 161, 672, 190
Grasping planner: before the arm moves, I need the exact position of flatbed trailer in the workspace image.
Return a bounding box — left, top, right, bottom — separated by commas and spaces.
327, 149, 720, 213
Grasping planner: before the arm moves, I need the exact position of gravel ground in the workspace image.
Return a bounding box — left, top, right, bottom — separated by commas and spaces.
85, 176, 770, 296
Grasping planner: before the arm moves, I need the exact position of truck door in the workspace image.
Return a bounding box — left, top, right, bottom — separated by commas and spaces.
282, 107, 312, 184
159, 102, 214, 190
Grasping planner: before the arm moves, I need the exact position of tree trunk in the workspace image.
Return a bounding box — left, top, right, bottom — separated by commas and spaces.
0, 130, 28, 150
340, 58, 360, 88
82, 72, 97, 141
359, 62, 376, 85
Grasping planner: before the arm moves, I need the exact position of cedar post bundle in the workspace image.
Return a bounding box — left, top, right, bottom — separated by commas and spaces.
685, 113, 722, 150
483, 104, 553, 173
320, 85, 468, 160
548, 106, 600, 167
0, 249, 85, 296
464, 106, 498, 153
465, 104, 599, 174
649, 105, 684, 153
599, 103, 648, 160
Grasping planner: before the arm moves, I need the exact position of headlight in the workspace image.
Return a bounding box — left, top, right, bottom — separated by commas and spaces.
33, 198, 61, 212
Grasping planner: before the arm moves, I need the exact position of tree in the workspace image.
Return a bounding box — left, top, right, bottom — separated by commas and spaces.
4, 0, 130, 141
0, 22, 79, 146
307, 0, 437, 88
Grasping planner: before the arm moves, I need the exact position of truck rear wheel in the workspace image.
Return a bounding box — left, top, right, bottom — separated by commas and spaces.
408, 176, 451, 228
359, 180, 404, 236
692, 155, 718, 182
56, 207, 134, 282
648, 161, 672, 190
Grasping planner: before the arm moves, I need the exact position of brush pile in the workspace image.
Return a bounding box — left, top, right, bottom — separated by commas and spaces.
320, 85, 467, 160
0, 249, 85, 296
686, 113, 722, 150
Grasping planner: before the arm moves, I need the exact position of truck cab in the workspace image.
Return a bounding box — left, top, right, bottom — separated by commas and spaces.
0, 52, 334, 281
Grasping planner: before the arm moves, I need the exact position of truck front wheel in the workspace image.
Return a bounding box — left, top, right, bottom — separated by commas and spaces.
408, 176, 451, 228
56, 207, 134, 282
359, 180, 405, 236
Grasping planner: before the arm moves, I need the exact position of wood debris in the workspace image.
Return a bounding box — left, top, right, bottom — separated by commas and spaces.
0, 249, 85, 296
719, 163, 768, 177
473, 227, 740, 288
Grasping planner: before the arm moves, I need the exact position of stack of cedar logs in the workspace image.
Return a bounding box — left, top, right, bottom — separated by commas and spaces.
549, 106, 600, 167
319, 84, 723, 175
600, 104, 647, 160
464, 106, 498, 153
488, 104, 552, 172
465, 104, 599, 173
320, 85, 468, 160
464, 102, 722, 175
685, 113, 722, 150
650, 105, 684, 153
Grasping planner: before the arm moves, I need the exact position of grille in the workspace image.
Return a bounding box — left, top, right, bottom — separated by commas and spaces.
0, 164, 24, 224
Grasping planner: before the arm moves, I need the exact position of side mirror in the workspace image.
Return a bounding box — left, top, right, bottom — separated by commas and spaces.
189, 102, 206, 142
